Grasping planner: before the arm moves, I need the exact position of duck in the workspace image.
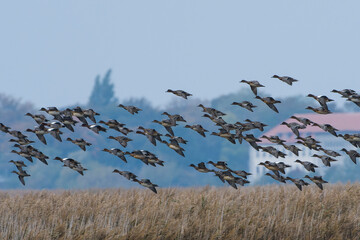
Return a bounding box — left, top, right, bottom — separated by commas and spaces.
340, 148, 360, 164
319, 147, 341, 157
211, 130, 236, 144
25, 124, 49, 145
31, 149, 49, 165
164, 134, 188, 145
338, 134, 360, 147
71, 107, 88, 125
184, 124, 208, 137
162, 140, 185, 157
11, 150, 33, 162
306, 106, 331, 114
229, 169, 252, 179
133, 178, 159, 193
0, 123, 10, 133
54, 157, 87, 175
25, 113, 49, 125
239, 80, 265, 95
294, 159, 318, 172
281, 143, 302, 156
113, 169, 137, 181
346, 93, 360, 107
152, 119, 177, 136
290, 116, 314, 126
265, 173, 286, 183
197, 104, 226, 117
66, 138, 92, 151
280, 122, 306, 138
61, 116, 78, 132
207, 161, 229, 170
81, 124, 107, 134
259, 161, 290, 176
312, 123, 338, 137
272, 75, 298, 85
161, 112, 186, 123
99, 119, 126, 129
261, 146, 286, 158
189, 162, 214, 173
231, 101, 257, 112
9, 160, 27, 171
39, 107, 63, 121
304, 175, 328, 190
202, 114, 227, 126
244, 119, 267, 132
108, 136, 132, 148
8, 130, 28, 139
331, 89, 356, 98
12, 170, 30, 185
285, 177, 309, 191
47, 128, 63, 142
136, 127, 162, 146
102, 148, 128, 163
166, 89, 192, 99
255, 96, 281, 113
83, 109, 100, 123
261, 135, 286, 144
9, 138, 35, 146
296, 136, 321, 150
243, 134, 261, 151
311, 154, 337, 167
307, 94, 334, 110
44, 121, 63, 130
118, 104, 142, 115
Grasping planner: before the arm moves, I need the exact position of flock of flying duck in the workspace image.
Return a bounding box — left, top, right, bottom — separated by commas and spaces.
1, 75, 360, 193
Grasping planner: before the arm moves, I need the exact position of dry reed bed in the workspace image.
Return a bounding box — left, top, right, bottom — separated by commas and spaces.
0, 184, 359, 240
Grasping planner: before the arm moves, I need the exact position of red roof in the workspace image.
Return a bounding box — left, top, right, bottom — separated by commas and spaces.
260, 112, 360, 144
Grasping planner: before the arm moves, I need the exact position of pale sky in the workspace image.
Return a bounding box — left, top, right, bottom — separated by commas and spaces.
1, 1, 359, 108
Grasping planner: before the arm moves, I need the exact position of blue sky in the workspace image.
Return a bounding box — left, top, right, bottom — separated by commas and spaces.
1, 1, 359, 108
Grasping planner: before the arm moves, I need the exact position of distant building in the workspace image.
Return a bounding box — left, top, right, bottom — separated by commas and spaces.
249, 113, 360, 183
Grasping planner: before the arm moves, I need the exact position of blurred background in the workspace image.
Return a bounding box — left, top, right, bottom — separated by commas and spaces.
0, 1, 359, 189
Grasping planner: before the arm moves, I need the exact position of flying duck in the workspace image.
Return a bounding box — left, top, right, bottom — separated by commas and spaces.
280, 122, 306, 138
113, 169, 137, 181
118, 104, 142, 115
108, 136, 133, 148
83, 109, 100, 123
25, 113, 49, 125
166, 89, 192, 99
265, 173, 286, 183
207, 161, 229, 170
40, 107, 63, 121
81, 124, 107, 134
66, 138, 92, 151
239, 80, 265, 95
312, 123, 338, 137
281, 143, 302, 156
162, 140, 185, 157
311, 154, 337, 167
26, 124, 48, 145
304, 175, 328, 190
285, 177, 309, 191
294, 159, 318, 172
189, 162, 214, 173
152, 119, 177, 136
161, 112, 186, 123
184, 124, 208, 137
198, 104, 226, 117
340, 148, 360, 164
306, 106, 331, 114
255, 96, 281, 113
12, 170, 30, 185
103, 148, 128, 163
271, 75, 298, 85
231, 101, 257, 112
229, 170, 252, 179
307, 94, 334, 110
133, 179, 159, 194
290, 116, 314, 126
319, 147, 341, 157
136, 127, 162, 146
9, 160, 27, 171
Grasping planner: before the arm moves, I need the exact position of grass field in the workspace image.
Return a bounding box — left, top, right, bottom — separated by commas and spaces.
0, 184, 359, 239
